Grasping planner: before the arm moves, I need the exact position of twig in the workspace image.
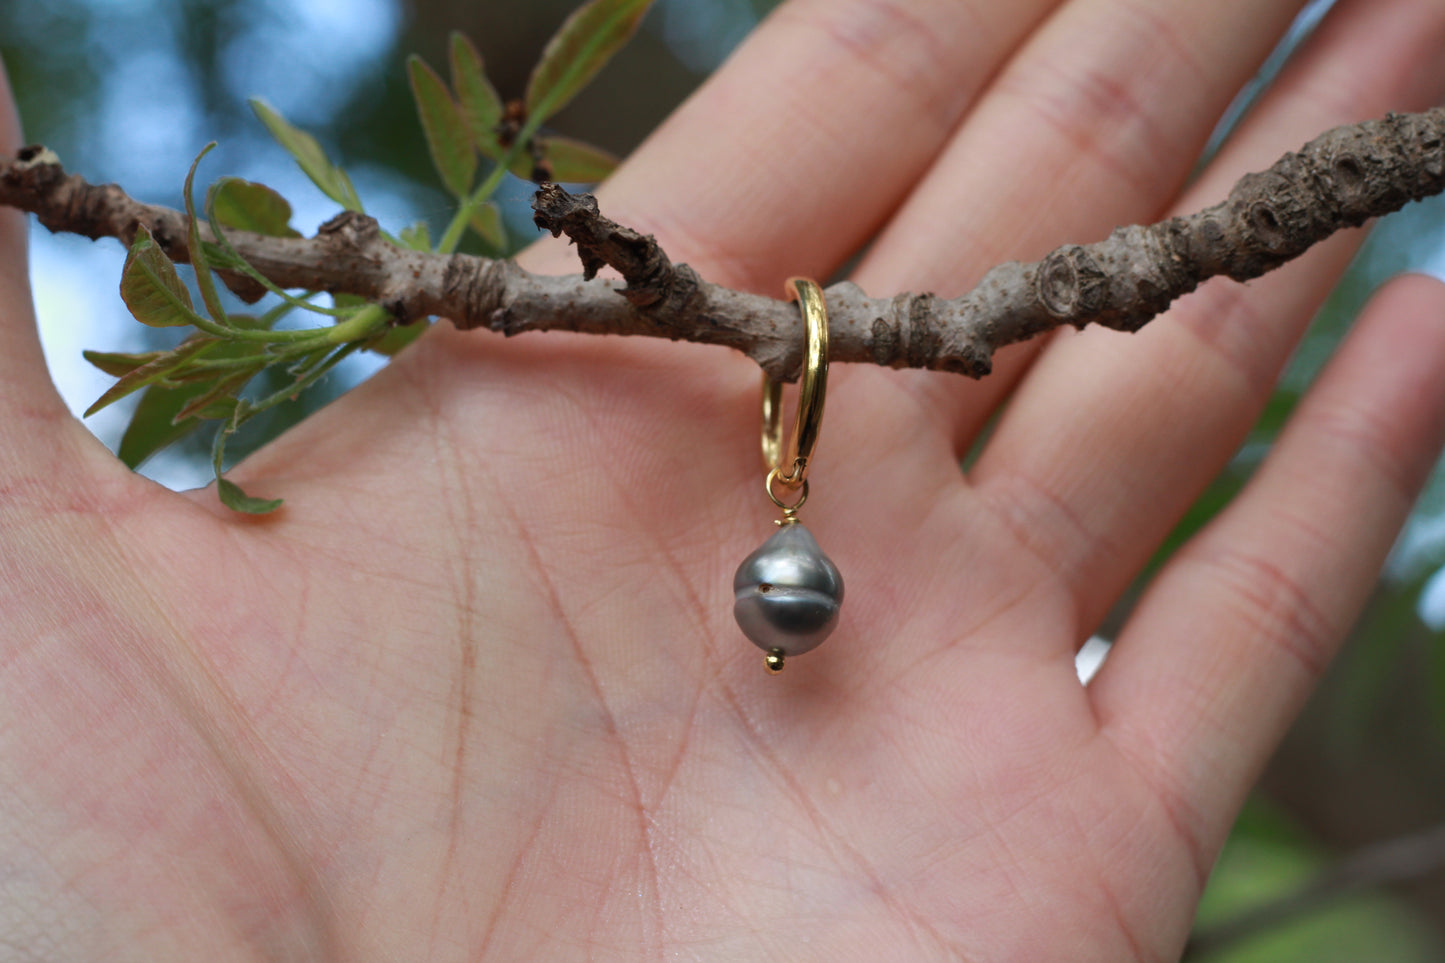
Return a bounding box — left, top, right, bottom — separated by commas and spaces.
3, 108, 1444, 381
1184, 820, 1445, 959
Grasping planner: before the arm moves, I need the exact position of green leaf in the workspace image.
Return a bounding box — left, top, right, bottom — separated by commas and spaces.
117, 381, 209, 468
335, 168, 361, 211
408, 55, 477, 199
535, 134, 618, 182
191, 398, 243, 421
367, 320, 430, 357
211, 405, 283, 514
119, 226, 201, 328
208, 177, 301, 237
468, 200, 506, 249
249, 98, 362, 211
450, 32, 504, 159
84, 337, 217, 417
174, 370, 254, 423
217, 478, 284, 514
398, 219, 432, 252
183, 144, 229, 327
114, 336, 266, 466
83, 349, 167, 378
333, 292, 368, 308
203, 203, 349, 321
525, 0, 655, 125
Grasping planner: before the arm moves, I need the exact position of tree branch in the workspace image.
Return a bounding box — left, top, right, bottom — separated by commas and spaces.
4, 108, 1444, 381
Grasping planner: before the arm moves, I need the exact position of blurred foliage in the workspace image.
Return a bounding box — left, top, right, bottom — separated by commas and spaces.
1190, 801, 1443, 961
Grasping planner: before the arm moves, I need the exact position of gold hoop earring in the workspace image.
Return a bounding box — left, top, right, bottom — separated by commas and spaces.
733, 278, 844, 675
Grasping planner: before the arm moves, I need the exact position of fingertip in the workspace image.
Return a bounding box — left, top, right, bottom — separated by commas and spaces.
0, 51, 63, 451
1338, 270, 1445, 400
0, 54, 28, 281
0, 54, 21, 152
1372, 270, 1445, 312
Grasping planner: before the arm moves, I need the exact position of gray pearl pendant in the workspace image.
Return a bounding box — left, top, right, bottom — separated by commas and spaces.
733, 521, 843, 671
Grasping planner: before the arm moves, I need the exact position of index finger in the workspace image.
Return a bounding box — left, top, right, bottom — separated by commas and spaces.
0, 60, 111, 504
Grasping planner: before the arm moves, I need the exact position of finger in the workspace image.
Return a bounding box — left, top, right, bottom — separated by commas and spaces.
513, 0, 1064, 286
967, 0, 1445, 636
1092, 273, 1445, 860
0, 58, 94, 492
845, 0, 1312, 454
0, 65, 55, 410
267, 0, 1065, 506
417, 0, 1069, 514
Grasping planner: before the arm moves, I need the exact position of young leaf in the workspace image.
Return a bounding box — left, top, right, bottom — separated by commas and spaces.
83, 349, 168, 378
249, 98, 363, 211
174, 369, 255, 423
183, 144, 229, 326
468, 201, 506, 249
525, 0, 655, 126
535, 134, 618, 182
120, 225, 201, 328
334, 168, 362, 212
203, 201, 350, 320
112, 334, 268, 466
117, 381, 210, 468
208, 177, 301, 237
398, 220, 433, 252
212, 406, 283, 514
450, 32, 504, 159
84, 337, 217, 417
408, 55, 476, 199
162, 345, 269, 384
217, 479, 284, 514
367, 321, 429, 357
191, 398, 243, 421
331, 292, 369, 310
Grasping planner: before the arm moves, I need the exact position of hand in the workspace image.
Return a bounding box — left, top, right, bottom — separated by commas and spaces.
5, 1, 1445, 958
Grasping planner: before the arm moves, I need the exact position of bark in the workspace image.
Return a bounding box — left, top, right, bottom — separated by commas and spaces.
3, 108, 1444, 381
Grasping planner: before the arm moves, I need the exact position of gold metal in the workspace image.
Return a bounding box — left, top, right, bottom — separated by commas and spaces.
747, 277, 831, 676
765, 470, 808, 520
760, 277, 829, 489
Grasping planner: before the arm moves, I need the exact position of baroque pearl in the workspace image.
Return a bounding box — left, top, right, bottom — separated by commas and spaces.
733, 522, 844, 659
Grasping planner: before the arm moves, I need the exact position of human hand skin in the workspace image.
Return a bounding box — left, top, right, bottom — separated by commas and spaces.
5, 0, 1445, 959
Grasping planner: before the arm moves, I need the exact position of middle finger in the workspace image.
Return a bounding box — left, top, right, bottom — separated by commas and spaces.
844, 0, 1311, 453
969, 0, 1445, 641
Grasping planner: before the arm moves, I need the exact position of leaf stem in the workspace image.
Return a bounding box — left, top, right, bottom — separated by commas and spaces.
436, 119, 539, 256
249, 340, 365, 413
325, 302, 390, 343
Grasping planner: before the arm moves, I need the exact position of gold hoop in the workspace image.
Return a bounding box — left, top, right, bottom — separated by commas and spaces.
760, 277, 829, 489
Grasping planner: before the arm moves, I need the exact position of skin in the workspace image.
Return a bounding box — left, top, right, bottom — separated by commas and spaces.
4, 0, 1445, 959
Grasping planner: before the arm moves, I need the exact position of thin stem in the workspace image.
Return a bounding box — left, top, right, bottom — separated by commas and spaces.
258, 293, 313, 327
248, 340, 364, 414
203, 211, 352, 318
436, 118, 538, 256
324, 302, 389, 344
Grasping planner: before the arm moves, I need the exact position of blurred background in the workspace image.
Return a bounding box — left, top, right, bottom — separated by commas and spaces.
5, 0, 1445, 957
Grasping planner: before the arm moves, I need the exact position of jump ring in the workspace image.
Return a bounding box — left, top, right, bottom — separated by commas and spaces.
765, 469, 809, 514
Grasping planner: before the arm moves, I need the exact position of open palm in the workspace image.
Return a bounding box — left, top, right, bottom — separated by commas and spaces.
7, 0, 1445, 959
